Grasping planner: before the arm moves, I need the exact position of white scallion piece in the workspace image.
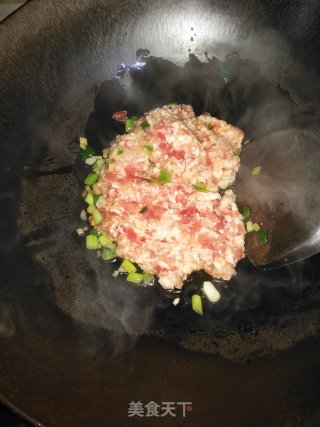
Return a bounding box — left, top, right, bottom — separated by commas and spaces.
85, 157, 97, 166
202, 281, 221, 303
96, 159, 106, 168
246, 220, 253, 232
80, 209, 87, 221
172, 297, 180, 306
79, 136, 88, 150
76, 228, 85, 236
252, 222, 261, 232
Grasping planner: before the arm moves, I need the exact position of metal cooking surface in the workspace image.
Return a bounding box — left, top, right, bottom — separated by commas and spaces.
1, 0, 320, 426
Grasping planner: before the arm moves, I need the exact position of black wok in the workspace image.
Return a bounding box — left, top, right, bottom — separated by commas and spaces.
1, 0, 320, 426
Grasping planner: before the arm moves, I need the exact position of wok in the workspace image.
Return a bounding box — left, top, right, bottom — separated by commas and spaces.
1, 0, 320, 426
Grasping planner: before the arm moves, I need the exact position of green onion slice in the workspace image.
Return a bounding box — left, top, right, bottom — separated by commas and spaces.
92, 209, 102, 225
125, 119, 134, 133
121, 259, 137, 273
242, 206, 251, 221
86, 235, 99, 250
88, 228, 100, 237
80, 146, 95, 160
93, 194, 100, 205
85, 193, 94, 206
99, 235, 113, 248
192, 294, 203, 315
84, 173, 99, 185
141, 120, 150, 130
193, 182, 208, 192
101, 247, 116, 260
258, 227, 268, 245
159, 169, 172, 183
79, 136, 88, 150
126, 272, 143, 284
144, 144, 153, 152
252, 166, 262, 176
142, 272, 154, 283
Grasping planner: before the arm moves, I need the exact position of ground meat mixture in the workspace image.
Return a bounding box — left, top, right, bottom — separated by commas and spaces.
94, 104, 245, 289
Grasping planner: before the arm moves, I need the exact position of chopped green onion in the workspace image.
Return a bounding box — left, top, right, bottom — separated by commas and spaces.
85, 192, 94, 205
79, 136, 88, 150
117, 149, 123, 155
101, 247, 116, 260
202, 281, 221, 303
207, 123, 213, 130
131, 116, 139, 122
125, 119, 134, 133
88, 228, 100, 237
86, 235, 99, 250
84, 173, 99, 185
76, 228, 85, 237
99, 235, 113, 247
85, 156, 98, 166
246, 220, 253, 232
139, 206, 148, 214
142, 272, 154, 283
233, 148, 241, 156
80, 209, 87, 221
95, 159, 106, 168
92, 209, 102, 225
121, 259, 137, 273
252, 222, 261, 232
159, 169, 172, 183
167, 103, 178, 108
144, 144, 153, 152
87, 205, 95, 214
252, 166, 262, 176
192, 294, 203, 315
93, 194, 100, 205
258, 227, 268, 245
193, 182, 208, 192
126, 272, 143, 284
242, 206, 251, 221
80, 146, 95, 160
141, 120, 150, 130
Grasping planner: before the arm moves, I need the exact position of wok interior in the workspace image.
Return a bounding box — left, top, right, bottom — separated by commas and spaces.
1, 0, 320, 425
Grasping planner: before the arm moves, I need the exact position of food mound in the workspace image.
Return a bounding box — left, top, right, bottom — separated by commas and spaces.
90, 104, 246, 289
